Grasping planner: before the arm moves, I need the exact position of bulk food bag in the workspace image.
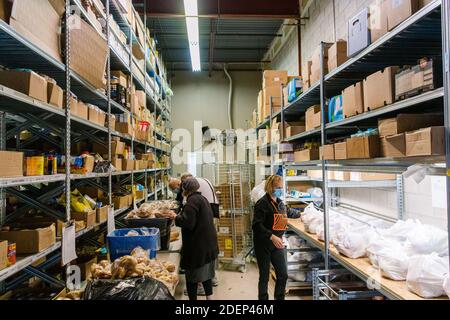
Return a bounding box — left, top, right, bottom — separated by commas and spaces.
333, 226, 378, 259
405, 223, 448, 257
406, 253, 449, 298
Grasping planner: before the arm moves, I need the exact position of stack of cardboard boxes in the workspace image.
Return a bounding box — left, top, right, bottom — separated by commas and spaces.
256, 70, 288, 124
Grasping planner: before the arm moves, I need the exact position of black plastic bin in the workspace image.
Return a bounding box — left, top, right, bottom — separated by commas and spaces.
124, 217, 172, 251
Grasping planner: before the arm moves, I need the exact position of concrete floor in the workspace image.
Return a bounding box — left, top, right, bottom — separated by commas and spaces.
174, 262, 311, 300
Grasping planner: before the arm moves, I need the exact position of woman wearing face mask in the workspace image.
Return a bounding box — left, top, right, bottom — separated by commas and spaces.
252, 175, 301, 300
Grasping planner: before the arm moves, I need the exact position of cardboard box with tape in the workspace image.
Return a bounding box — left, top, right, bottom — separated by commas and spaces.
346, 135, 380, 159
363, 67, 398, 112
378, 113, 442, 137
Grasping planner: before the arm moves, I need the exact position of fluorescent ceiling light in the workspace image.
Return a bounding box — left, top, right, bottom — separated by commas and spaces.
183, 0, 201, 72
184, 0, 198, 17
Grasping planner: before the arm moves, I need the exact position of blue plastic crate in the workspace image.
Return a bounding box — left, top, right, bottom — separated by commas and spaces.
107, 228, 160, 261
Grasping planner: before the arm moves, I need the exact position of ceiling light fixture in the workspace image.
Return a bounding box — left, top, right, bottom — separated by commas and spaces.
184, 0, 201, 72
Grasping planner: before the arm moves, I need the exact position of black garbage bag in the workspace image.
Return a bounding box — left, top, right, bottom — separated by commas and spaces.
83, 277, 175, 300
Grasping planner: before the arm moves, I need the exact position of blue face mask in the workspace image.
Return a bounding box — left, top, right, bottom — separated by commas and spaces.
273, 188, 283, 199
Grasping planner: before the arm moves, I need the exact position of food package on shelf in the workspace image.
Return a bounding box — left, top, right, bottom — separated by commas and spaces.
379, 219, 421, 242
125, 200, 179, 219
333, 226, 379, 259
444, 276, 450, 299
90, 246, 178, 289
366, 238, 410, 280
404, 223, 448, 257
59, 189, 95, 213
406, 253, 449, 298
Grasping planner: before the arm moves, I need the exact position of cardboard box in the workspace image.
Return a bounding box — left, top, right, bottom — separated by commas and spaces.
346, 135, 380, 159
294, 149, 320, 162
342, 82, 364, 118
0, 151, 23, 178
263, 70, 288, 88
24, 156, 44, 176
88, 105, 99, 124
369, 0, 389, 43
333, 171, 351, 181
112, 141, 125, 156
387, 0, 419, 31
135, 189, 147, 200
285, 122, 306, 138
0, 70, 47, 102
47, 81, 63, 108
320, 144, 335, 160
69, 14, 108, 89
3, 0, 62, 62
71, 210, 96, 228
263, 85, 282, 115
328, 40, 348, 71
257, 90, 264, 123
73, 100, 89, 120
122, 159, 134, 171
381, 133, 406, 157
116, 122, 134, 136
113, 195, 129, 209
0, 240, 7, 271
311, 43, 333, 83
96, 205, 109, 224
405, 126, 445, 157
350, 172, 397, 181
77, 256, 97, 281
0, 223, 56, 254
302, 61, 312, 89
306, 105, 321, 131
363, 67, 398, 112
77, 187, 104, 200
111, 70, 129, 88
348, 8, 370, 57
378, 113, 442, 137
395, 58, 442, 100
112, 157, 122, 172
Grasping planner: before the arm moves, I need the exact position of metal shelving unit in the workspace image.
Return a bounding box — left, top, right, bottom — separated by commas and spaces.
0, 0, 172, 294
256, 0, 450, 300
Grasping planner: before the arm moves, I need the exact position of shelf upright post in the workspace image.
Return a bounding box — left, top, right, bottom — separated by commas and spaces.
0, 112, 5, 226
143, 1, 148, 199
64, 0, 72, 289
319, 41, 330, 270
64, 0, 72, 224
269, 97, 274, 175
129, 24, 134, 194
106, 0, 112, 206
442, 0, 450, 264
396, 175, 405, 220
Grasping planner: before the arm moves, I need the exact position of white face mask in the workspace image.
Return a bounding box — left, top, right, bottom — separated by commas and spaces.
182, 196, 187, 205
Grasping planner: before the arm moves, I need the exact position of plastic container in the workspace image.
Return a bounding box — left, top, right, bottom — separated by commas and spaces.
124, 218, 172, 251
107, 228, 160, 261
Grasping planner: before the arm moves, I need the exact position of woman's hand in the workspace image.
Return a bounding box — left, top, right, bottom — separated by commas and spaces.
167, 211, 177, 220
270, 234, 284, 249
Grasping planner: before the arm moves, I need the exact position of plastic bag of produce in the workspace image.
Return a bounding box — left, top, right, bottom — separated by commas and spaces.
406, 253, 449, 298
334, 227, 378, 259
405, 223, 448, 256
83, 277, 175, 300
307, 216, 323, 234
286, 235, 303, 249
251, 181, 266, 203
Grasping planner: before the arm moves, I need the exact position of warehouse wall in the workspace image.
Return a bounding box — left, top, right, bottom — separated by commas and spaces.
267, 0, 448, 229
269, 26, 300, 76
170, 71, 261, 175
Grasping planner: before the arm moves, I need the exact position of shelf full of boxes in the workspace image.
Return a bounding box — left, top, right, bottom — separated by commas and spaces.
253, 0, 450, 300
0, 0, 173, 297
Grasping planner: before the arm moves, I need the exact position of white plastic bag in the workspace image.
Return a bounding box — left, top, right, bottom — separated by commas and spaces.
405, 223, 448, 256
366, 238, 404, 267
444, 275, 450, 299
380, 219, 420, 241
334, 227, 378, 259
375, 244, 410, 281
286, 235, 303, 249
307, 216, 323, 234
406, 253, 449, 298
251, 181, 266, 203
